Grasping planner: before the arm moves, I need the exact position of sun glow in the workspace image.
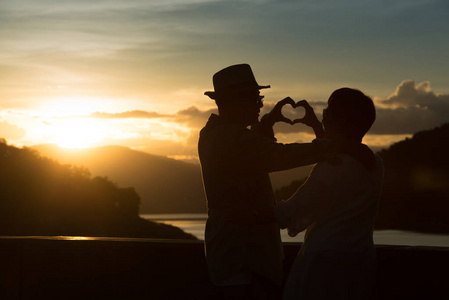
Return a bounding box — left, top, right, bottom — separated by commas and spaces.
48, 118, 106, 148
35, 97, 127, 148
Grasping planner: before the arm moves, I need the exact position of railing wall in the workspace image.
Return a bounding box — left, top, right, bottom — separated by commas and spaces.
1, 236, 448, 299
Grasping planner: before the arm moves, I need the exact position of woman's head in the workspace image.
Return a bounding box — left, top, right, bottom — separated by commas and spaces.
322, 88, 376, 141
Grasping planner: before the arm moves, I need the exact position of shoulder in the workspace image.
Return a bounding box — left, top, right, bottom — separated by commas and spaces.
312, 154, 363, 181
307, 159, 342, 186
313, 154, 347, 173
374, 153, 383, 166
200, 114, 249, 138
373, 153, 384, 178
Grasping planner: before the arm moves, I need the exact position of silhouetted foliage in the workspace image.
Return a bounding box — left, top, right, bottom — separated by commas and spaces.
33, 144, 207, 214
0, 140, 195, 239
273, 123, 449, 233
376, 123, 449, 233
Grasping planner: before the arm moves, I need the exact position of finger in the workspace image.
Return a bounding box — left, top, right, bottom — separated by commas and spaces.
279, 117, 294, 125
291, 118, 305, 125
277, 97, 295, 108
295, 99, 312, 109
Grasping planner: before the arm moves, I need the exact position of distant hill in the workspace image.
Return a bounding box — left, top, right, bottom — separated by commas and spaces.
375, 123, 449, 232
273, 123, 449, 233
0, 140, 196, 239
32, 145, 207, 214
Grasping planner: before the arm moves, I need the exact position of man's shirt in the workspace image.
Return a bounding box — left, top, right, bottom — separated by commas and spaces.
198, 113, 327, 286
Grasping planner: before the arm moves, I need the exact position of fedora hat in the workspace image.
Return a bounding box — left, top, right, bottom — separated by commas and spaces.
204, 64, 270, 99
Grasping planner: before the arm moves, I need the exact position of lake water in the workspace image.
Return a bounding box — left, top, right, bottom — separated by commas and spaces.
142, 214, 449, 247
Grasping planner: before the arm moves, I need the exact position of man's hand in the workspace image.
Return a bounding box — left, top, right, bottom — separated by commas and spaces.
264, 97, 297, 126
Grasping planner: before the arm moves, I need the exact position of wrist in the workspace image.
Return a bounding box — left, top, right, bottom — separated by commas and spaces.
310, 118, 322, 128
261, 114, 275, 127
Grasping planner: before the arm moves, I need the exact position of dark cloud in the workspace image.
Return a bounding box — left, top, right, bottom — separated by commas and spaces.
371, 80, 449, 134
89, 106, 216, 129
175, 106, 217, 128
90, 110, 170, 119
0, 121, 26, 139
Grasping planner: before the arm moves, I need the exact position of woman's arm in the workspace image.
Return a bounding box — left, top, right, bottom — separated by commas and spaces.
274, 162, 336, 236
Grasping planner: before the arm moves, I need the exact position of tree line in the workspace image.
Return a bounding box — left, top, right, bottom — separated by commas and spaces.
0, 139, 195, 239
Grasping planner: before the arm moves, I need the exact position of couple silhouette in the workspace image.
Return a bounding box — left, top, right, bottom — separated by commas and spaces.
198, 64, 383, 300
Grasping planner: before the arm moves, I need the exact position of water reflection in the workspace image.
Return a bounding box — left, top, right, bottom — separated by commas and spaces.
143, 214, 449, 247
57, 236, 95, 241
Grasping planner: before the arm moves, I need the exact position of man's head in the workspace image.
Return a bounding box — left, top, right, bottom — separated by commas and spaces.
205, 64, 270, 126
322, 88, 376, 141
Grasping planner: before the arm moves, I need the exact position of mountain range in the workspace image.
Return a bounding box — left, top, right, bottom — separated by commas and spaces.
0, 140, 196, 239
32, 145, 207, 214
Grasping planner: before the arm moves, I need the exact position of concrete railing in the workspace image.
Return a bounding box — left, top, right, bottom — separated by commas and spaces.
1, 236, 448, 299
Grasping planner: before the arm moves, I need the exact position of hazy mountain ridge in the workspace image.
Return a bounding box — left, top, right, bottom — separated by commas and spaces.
32, 144, 207, 214
0, 140, 196, 239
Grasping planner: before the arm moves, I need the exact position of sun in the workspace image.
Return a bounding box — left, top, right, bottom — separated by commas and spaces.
49, 118, 105, 148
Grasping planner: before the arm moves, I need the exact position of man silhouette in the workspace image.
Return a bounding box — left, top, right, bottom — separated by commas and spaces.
275, 88, 383, 299
198, 64, 328, 299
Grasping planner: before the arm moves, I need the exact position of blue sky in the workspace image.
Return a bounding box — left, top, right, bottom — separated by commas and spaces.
0, 0, 448, 158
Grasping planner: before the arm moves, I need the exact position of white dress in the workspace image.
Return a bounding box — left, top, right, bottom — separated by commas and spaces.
275, 154, 384, 299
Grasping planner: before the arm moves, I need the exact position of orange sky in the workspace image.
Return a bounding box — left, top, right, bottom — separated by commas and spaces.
1, 0, 448, 160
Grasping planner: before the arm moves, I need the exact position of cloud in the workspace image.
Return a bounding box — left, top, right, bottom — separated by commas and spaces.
89, 106, 216, 128
175, 106, 217, 129
371, 80, 449, 134
264, 80, 449, 136
80, 106, 214, 158
86, 79, 449, 143
380, 80, 440, 108
0, 121, 26, 140
90, 110, 170, 119
2, 0, 448, 118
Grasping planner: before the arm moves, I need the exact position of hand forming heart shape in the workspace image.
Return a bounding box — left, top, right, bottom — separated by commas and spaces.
269, 97, 319, 126
280, 101, 306, 124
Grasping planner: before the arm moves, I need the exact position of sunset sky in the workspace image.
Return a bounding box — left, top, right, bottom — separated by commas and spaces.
1, 0, 448, 161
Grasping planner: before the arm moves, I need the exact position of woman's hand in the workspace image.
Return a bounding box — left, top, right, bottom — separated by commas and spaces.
292, 100, 325, 139
291, 100, 320, 127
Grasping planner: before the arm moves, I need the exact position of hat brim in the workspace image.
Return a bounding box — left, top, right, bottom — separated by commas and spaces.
204, 85, 270, 100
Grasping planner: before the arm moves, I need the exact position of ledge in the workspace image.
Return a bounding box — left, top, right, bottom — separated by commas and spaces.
1, 236, 448, 299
